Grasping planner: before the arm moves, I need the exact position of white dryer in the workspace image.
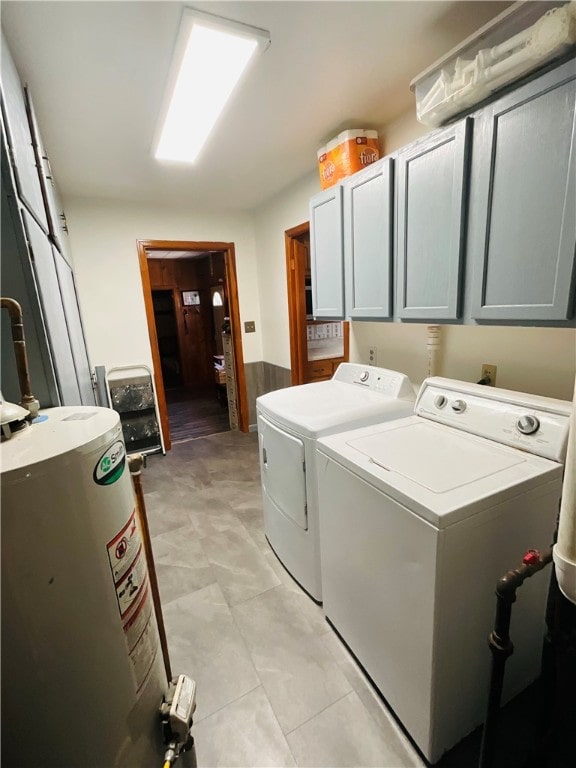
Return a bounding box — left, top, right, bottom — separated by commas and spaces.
257, 363, 415, 602
316, 377, 571, 764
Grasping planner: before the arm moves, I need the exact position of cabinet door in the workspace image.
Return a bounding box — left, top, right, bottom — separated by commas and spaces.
21, 208, 83, 405
310, 185, 344, 318
469, 59, 576, 322
54, 253, 96, 405
396, 119, 470, 320
25, 86, 72, 265
0, 33, 49, 232
344, 158, 393, 319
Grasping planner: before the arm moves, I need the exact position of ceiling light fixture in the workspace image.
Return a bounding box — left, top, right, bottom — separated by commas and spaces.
154, 8, 270, 164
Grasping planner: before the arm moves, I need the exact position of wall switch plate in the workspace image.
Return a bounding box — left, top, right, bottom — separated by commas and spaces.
368, 346, 378, 365
244, 321, 256, 333
481, 363, 497, 386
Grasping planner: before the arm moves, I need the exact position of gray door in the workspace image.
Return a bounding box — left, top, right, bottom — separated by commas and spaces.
0, 33, 48, 232
469, 59, 576, 322
396, 119, 470, 320
54, 253, 96, 405
25, 86, 73, 266
1, 171, 59, 408
22, 208, 82, 405
344, 158, 393, 319
310, 185, 344, 318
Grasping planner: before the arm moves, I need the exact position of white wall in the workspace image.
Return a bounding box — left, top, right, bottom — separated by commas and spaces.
65, 197, 260, 371
67, 113, 576, 404
351, 322, 576, 401
253, 170, 321, 367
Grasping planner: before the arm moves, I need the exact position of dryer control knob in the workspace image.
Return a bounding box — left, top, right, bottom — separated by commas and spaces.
516, 415, 540, 435
451, 399, 467, 413
434, 395, 447, 409
360, 371, 369, 382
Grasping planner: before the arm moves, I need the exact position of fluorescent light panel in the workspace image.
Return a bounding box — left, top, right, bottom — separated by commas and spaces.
155, 9, 270, 163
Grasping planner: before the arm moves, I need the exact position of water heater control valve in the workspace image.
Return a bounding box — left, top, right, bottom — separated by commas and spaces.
160, 675, 197, 764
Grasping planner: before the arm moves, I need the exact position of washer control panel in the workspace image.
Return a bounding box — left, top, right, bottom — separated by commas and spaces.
416, 377, 571, 462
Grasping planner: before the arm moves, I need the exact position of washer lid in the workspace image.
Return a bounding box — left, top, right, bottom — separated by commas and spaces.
317, 417, 563, 528
351, 422, 524, 493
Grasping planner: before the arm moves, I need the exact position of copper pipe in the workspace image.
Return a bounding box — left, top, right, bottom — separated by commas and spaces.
128, 453, 172, 681
1, 297, 39, 416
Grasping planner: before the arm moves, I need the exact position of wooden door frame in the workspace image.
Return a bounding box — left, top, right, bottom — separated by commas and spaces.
285, 222, 310, 385
137, 239, 249, 451
285, 223, 350, 385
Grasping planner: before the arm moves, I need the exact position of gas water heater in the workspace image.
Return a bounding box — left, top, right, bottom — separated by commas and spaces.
1, 405, 186, 767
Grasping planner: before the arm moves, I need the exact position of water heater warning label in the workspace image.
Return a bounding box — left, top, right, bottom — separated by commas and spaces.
115, 547, 148, 618
107, 509, 141, 583
123, 582, 159, 693
108, 510, 148, 617
108, 510, 159, 695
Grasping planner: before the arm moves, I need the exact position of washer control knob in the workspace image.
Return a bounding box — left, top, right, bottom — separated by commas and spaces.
360, 371, 369, 382
451, 399, 467, 413
434, 395, 447, 409
516, 414, 540, 435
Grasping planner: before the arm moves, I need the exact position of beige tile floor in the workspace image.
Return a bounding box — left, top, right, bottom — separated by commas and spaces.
144, 431, 426, 768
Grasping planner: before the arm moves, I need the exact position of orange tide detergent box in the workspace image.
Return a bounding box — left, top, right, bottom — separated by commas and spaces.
317, 129, 380, 189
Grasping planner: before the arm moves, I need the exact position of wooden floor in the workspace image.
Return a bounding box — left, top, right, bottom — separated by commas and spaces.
166, 387, 230, 443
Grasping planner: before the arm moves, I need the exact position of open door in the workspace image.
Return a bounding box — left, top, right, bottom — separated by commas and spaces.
137, 239, 249, 450
285, 223, 349, 385
285, 223, 310, 385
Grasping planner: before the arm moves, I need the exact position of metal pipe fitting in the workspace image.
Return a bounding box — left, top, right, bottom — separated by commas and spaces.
1, 297, 39, 418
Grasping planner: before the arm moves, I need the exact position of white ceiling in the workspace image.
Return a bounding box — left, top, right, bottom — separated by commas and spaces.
1, 1, 511, 213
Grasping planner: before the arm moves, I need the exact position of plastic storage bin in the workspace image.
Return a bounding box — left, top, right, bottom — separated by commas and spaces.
411, 1, 576, 127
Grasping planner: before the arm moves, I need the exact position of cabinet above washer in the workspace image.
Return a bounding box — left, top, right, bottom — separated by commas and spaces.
467, 57, 576, 323
308, 56, 576, 327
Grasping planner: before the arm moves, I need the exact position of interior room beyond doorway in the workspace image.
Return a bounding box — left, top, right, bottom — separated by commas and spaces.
138, 240, 248, 448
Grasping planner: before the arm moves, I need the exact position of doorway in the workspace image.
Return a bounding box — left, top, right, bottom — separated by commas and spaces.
152, 290, 182, 389
138, 240, 249, 450
285, 223, 349, 385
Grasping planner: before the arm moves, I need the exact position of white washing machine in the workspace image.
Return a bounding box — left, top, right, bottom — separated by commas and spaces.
316, 377, 571, 764
257, 363, 415, 602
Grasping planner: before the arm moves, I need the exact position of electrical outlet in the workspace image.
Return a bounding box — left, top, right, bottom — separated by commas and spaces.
244, 321, 256, 333
368, 346, 378, 366
481, 363, 497, 386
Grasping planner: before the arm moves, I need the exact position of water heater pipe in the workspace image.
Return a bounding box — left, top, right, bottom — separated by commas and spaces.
128, 453, 172, 680
1, 297, 39, 417
553, 372, 576, 605
427, 325, 442, 377
478, 548, 553, 768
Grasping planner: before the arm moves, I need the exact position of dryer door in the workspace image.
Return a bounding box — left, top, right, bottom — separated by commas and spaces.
258, 415, 308, 530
